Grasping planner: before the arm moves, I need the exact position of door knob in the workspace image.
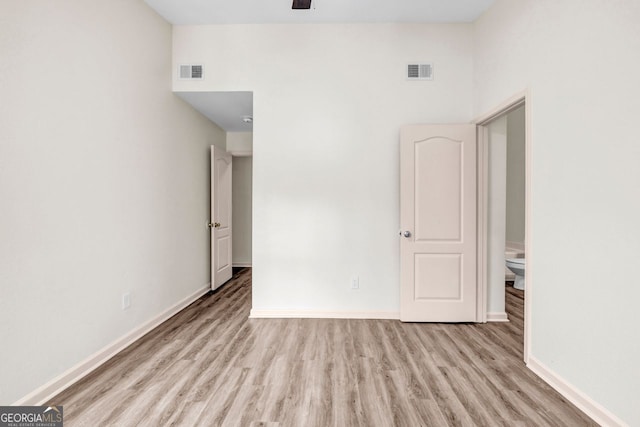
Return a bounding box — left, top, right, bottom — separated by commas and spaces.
208, 222, 221, 229
403, 231, 412, 238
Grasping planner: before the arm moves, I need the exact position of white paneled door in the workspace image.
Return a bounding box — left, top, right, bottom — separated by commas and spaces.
211, 146, 233, 290
400, 125, 477, 322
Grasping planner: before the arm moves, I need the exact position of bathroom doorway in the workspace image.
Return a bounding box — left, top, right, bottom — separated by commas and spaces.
476, 93, 531, 362
504, 106, 526, 289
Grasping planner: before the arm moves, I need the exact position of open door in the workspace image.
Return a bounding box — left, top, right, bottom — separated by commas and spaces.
210, 145, 233, 290
400, 124, 477, 322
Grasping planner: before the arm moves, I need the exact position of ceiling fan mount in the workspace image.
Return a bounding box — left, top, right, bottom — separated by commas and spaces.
292, 0, 312, 10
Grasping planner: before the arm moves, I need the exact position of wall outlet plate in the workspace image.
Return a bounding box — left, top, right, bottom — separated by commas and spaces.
122, 293, 131, 310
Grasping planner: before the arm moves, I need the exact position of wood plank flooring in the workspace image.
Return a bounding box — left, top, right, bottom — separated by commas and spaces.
50, 271, 596, 426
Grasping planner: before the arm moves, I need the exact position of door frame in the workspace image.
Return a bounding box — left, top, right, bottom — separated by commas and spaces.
474, 90, 532, 363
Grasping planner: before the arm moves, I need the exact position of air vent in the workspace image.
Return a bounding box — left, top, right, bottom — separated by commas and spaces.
292, 0, 312, 9
407, 63, 433, 80
179, 64, 203, 80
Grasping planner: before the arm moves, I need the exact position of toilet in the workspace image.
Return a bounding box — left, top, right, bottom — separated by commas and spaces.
505, 258, 526, 290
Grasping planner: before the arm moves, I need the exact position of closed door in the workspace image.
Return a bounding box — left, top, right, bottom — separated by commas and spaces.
211, 146, 233, 290
400, 124, 477, 322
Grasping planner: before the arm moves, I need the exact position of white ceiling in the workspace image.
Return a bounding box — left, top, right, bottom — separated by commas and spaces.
160, 1, 496, 133
145, 0, 496, 25
176, 92, 253, 132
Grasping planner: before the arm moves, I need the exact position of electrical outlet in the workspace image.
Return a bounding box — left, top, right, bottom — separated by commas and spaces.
122, 293, 131, 310
351, 277, 359, 290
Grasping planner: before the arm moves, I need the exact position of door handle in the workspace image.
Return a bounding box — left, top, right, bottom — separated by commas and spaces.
208, 222, 221, 229
403, 231, 411, 238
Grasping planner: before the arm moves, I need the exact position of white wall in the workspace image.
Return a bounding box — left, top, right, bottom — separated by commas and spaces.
174, 24, 474, 314
475, 1, 640, 424
228, 132, 253, 267
505, 106, 525, 245
487, 117, 507, 316
227, 131, 253, 154
232, 156, 252, 266
0, 0, 224, 404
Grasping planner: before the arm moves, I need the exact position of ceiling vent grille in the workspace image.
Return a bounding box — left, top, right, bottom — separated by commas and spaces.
292, 0, 312, 9
179, 64, 203, 80
407, 63, 433, 80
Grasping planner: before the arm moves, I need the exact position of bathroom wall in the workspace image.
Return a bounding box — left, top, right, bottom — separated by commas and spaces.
487, 116, 507, 318
505, 106, 525, 247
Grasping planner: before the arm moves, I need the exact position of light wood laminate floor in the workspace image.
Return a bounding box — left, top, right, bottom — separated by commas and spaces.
51, 270, 596, 426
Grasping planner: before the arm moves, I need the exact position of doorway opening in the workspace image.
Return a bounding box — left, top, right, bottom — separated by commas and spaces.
229, 148, 253, 272
210, 137, 253, 291
476, 92, 531, 363
174, 90, 253, 292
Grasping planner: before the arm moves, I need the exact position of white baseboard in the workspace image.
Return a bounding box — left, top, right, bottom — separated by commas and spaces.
487, 312, 509, 322
527, 356, 627, 427
232, 263, 252, 268
249, 309, 400, 320
13, 283, 211, 406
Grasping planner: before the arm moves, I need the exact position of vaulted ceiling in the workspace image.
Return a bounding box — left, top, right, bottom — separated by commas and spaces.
148, 0, 496, 133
